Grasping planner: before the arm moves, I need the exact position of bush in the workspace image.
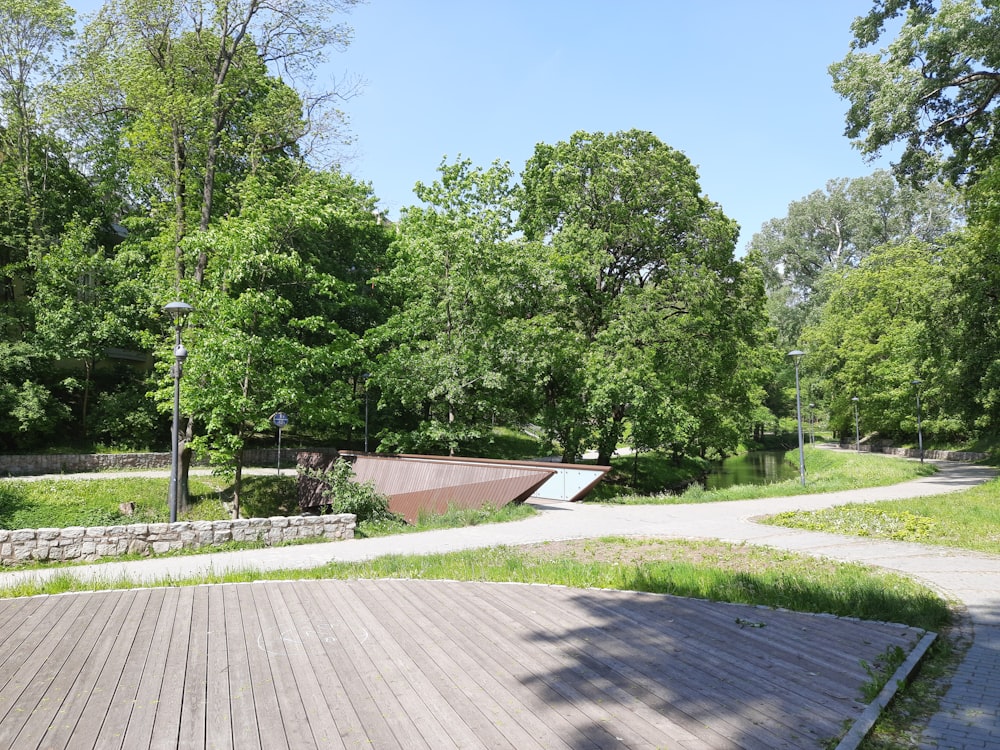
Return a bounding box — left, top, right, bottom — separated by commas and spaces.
303, 458, 397, 524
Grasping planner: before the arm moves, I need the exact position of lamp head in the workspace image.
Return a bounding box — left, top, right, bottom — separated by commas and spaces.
163, 301, 193, 324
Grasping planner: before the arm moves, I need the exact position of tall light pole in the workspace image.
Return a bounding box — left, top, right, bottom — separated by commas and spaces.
164, 301, 193, 524
852, 396, 860, 453
363, 373, 371, 453
788, 350, 806, 486
912, 379, 924, 463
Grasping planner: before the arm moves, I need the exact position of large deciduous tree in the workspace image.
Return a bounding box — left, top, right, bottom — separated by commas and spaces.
831, 0, 1000, 186
801, 237, 959, 441
519, 129, 770, 464
370, 158, 542, 455
749, 170, 962, 349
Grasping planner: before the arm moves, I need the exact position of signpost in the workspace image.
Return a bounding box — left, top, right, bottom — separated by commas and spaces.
271, 412, 289, 475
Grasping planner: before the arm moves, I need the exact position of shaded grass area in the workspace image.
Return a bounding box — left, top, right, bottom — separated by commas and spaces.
597, 446, 936, 505
765, 474, 1000, 555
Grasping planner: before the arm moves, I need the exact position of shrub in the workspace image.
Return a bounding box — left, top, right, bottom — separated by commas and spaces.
302, 458, 397, 524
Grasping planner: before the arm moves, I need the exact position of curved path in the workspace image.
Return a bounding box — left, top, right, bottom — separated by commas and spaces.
0, 459, 996, 748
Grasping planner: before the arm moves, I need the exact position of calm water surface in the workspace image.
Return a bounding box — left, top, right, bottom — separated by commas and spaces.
704, 450, 799, 490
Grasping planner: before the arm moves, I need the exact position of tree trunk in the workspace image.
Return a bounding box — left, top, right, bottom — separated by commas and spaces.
232, 447, 244, 519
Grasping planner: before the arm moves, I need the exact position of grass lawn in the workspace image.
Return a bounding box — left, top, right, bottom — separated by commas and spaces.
599, 445, 937, 504
765, 470, 1000, 554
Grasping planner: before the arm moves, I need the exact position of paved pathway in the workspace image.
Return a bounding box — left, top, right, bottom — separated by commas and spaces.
1, 459, 998, 747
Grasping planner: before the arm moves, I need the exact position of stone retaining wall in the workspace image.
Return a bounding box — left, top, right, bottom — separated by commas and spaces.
0, 449, 292, 477
0, 514, 355, 566
837, 444, 988, 462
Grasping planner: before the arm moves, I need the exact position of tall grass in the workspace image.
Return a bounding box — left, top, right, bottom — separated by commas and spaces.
0, 539, 949, 632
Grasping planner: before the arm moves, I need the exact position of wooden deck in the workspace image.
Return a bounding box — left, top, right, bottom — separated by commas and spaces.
0, 579, 926, 749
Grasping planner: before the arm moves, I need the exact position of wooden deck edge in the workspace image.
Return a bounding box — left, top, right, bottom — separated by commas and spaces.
835, 630, 938, 750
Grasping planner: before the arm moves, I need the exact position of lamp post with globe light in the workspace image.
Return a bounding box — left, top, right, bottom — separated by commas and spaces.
163, 301, 193, 524
788, 350, 806, 486
852, 396, 860, 453
912, 379, 924, 463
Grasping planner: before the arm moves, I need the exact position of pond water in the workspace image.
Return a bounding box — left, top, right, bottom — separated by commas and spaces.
704, 450, 800, 490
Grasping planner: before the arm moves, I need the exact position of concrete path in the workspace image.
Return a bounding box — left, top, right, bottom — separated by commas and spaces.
1, 459, 998, 747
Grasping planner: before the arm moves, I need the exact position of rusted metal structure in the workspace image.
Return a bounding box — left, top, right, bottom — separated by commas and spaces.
297, 451, 609, 524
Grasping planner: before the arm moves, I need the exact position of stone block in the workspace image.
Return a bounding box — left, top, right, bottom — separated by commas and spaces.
11, 529, 36, 542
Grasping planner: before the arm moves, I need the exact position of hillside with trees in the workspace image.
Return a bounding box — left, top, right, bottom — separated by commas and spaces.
3, 0, 1000, 500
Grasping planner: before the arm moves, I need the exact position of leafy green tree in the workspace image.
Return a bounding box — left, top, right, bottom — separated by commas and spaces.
172, 170, 386, 515
831, 0, 1000, 185
370, 158, 541, 454
749, 170, 962, 349
947, 164, 1000, 433
801, 237, 958, 441
519, 129, 770, 464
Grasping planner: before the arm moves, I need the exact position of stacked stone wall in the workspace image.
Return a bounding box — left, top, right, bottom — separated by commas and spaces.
0, 514, 355, 565
836, 445, 987, 462
0, 449, 293, 477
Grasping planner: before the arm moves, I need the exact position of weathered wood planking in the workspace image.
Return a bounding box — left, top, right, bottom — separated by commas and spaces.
0, 579, 927, 750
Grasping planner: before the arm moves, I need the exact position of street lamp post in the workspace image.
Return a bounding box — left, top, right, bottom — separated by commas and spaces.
163, 301, 193, 524
788, 350, 806, 486
852, 396, 860, 453
363, 373, 371, 453
912, 379, 924, 463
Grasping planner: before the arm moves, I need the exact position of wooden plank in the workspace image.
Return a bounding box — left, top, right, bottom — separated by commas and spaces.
124, 587, 184, 750
234, 582, 288, 750
279, 581, 402, 749
478, 582, 905, 749
261, 582, 348, 749
0, 595, 75, 704
318, 579, 485, 749
176, 586, 209, 750
274, 582, 366, 747
397, 579, 664, 749
248, 582, 316, 749
31, 589, 150, 748
0, 593, 94, 747
479, 582, 806, 749
304, 580, 434, 749
220, 584, 261, 750
204, 585, 234, 750
91, 588, 167, 750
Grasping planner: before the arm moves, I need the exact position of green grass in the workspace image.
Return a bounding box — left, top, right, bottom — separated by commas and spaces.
356, 501, 537, 537
0, 536, 949, 632
598, 446, 936, 505
0, 476, 236, 528
766, 475, 1000, 554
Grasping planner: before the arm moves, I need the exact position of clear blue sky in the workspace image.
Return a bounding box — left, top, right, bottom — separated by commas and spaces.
70, 0, 892, 251
336, 0, 893, 250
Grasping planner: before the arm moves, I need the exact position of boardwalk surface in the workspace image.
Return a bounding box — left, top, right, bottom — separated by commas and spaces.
0, 578, 926, 750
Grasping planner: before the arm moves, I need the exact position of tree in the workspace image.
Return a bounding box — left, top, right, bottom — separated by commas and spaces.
801, 237, 958, 441
519, 129, 769, 464
370, 158, 541, 454
749, 170, 962, 349
831, 0, 1000, 186
173, 170, 387, 516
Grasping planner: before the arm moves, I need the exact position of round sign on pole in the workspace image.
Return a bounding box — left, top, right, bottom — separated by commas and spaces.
272, 412, 289, 428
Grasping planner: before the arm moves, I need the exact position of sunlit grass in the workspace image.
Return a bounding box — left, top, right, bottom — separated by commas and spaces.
766, 476, 1000, 555
0, 537, 949, 633
599, 446, 937, 505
